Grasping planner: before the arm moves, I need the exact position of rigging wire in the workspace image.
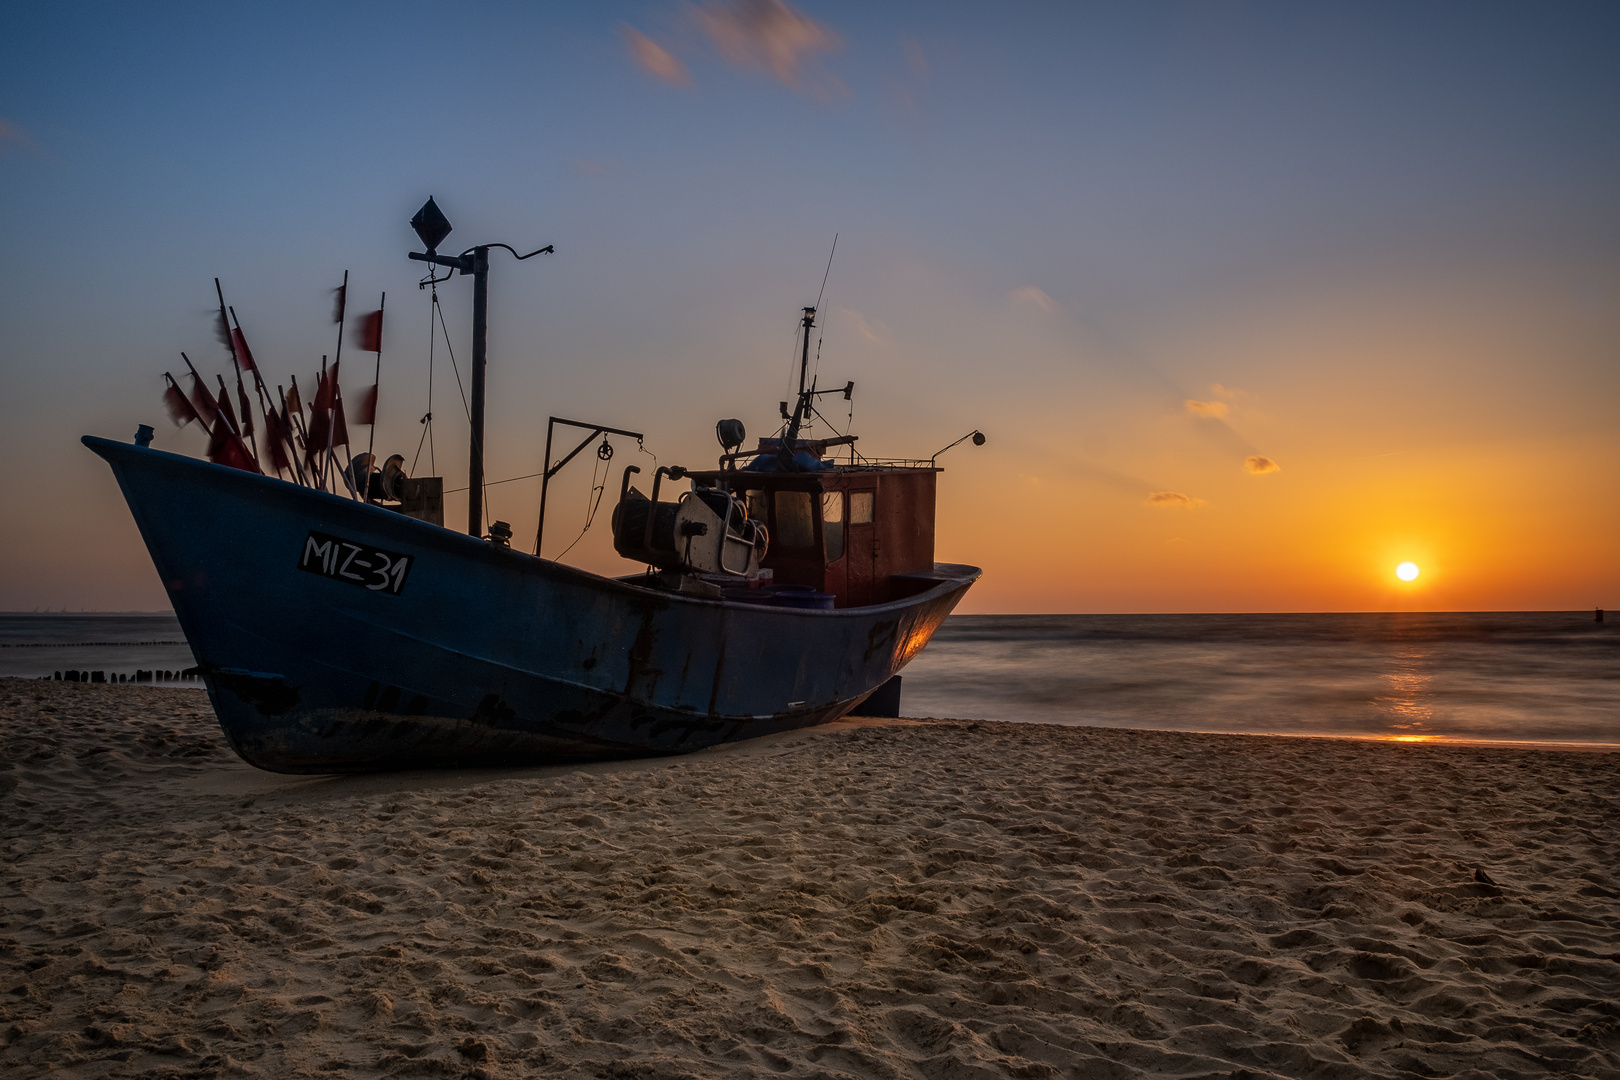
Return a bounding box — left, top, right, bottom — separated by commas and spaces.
430, 286, 490, 534
435, 294, 474, 427
443, 472, 539, 494
410, 278, 439, 477
779, 320, 804, 435
808, 234, 838, 435
552, 441, 611, 561
775, 235, 840, 440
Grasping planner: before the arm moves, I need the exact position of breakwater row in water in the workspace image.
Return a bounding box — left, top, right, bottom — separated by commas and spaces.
46, 667, 202, 684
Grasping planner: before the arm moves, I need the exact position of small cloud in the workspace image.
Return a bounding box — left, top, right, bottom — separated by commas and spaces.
0, 118, 43, 157
623, 25, 689, 85
836, 306, 888, 343
692, 0, 842, 97
901, 36, 928, 79
1008, 285, 1055, 312
1147, 491, 1206, 508
1184, 399, 1228, 419
566, 157, 611, 175
1211, 383, 1239, 400
1244, 455, 1280, 475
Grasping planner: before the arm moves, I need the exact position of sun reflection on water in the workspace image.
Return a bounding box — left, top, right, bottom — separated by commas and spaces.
1376, 647, 1434, 737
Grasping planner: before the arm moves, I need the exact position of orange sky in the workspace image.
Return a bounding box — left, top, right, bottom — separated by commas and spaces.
2, 4, 1617, 613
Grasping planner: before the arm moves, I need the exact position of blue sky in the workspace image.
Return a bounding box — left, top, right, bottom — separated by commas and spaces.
3, 2, 1617, 610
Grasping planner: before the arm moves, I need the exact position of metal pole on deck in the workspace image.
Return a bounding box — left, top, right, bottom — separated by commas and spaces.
408, 198, 550, 539
468, 247, 490, 536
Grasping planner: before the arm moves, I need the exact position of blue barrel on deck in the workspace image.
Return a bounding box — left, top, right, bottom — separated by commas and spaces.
725, 584, 837, 610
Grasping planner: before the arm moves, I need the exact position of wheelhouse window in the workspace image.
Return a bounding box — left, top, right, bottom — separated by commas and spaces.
773, 490, 815, 548
822, 491, 845, 562
850, 491, 874, 525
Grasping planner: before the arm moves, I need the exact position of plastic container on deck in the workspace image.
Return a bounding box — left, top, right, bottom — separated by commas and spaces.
722, 583, 836, 610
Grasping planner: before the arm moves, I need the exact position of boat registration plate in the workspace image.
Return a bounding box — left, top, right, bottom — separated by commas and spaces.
297, 531, 412, 595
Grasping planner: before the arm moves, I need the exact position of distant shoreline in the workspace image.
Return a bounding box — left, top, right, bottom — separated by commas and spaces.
0, 611, 177, 616
2, 677, 1611, 752
0, 608, 1608, 617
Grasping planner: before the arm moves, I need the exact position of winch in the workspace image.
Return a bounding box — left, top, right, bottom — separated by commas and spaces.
611, 465, 767, 578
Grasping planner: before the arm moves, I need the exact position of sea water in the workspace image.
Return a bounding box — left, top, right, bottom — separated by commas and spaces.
902, 612, 1619, 747
3, 611, 1614, 747
0, 614, 196, 681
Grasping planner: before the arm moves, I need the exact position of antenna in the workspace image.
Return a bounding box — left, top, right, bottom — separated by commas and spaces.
815, 233, 838, 310
811, 234, 837, 392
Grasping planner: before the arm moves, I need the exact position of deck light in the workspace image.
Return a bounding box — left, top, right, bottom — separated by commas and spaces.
931, 429, 986, 464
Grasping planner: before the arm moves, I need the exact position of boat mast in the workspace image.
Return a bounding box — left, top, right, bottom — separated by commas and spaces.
407, 197, 552, 536
778, 305, 816, 469
468, 246, 490, 535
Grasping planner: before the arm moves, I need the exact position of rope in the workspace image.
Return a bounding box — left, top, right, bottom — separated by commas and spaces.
411, 279, 438, 477
432, 287, 490, 534
552, 443, 611, 561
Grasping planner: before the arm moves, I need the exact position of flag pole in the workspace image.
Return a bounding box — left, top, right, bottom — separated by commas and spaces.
281, 382, 312, 487
227, 302, 281, 472
212, 280, 260, 469
365, 293, 385, 500
327, 273, 348, 492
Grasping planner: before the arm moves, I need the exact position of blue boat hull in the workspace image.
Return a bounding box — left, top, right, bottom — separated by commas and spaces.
84, 436, 978, 772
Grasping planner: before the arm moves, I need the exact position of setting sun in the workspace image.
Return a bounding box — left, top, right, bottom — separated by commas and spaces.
1396, 561, 1421, 582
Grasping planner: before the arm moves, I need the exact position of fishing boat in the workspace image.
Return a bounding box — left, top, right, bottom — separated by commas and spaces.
84, 201, 982, 772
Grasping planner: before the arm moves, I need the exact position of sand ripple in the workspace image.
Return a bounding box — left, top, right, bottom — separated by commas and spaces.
2, 680, 1617, 1078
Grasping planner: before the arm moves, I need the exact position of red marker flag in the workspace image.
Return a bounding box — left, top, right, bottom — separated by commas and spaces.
310, 368, 332, 414
211, 431, 258, 473
354, 384, 378, 426
215, 379, 242, 438
305, 412, 329, 469
304, 369, 332, 467
205, 392, 258, 474
162, 374, 200, 427
263, 406, 292, 474
214, 308, 233, 355
353, 309, 382, 353
188, 373, 220, 427
230, 326, 258, 374
332, 394, 350, 449
236, 379, 255, 439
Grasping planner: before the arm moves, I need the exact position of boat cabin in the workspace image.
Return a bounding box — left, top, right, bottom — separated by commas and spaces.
685, 461, 940, 609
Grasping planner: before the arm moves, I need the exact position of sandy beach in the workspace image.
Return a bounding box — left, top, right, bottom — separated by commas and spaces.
2, 679, 1616, 1079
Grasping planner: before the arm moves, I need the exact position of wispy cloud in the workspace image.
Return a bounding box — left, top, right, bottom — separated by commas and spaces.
0, 118, 42, 157
567, 157, 612, 176
890, 36, 928, 126
1243, 455, 1281, 474
836, 306, 888, 343
623, 25, 690, 85
1007, 285, 1056, 312
901, 36, 928, 79
692, 0, 843, 97
1147, 491, 1206, 508
1184, 399, 1228, 418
